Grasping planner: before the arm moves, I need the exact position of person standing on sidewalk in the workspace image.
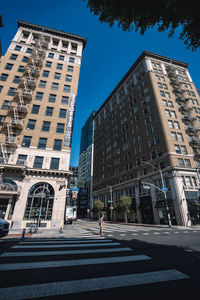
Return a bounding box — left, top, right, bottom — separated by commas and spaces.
99, 213, 104, 236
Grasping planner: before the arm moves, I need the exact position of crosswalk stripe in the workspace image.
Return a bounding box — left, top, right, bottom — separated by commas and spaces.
12, 242, 121, 249
0, 247, 133, 257
18, 239, 112, 244
0, 269, 189, 299
0, 255, 150, 271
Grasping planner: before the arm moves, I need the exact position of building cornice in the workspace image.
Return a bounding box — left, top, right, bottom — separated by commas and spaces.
17, 20, 87, 50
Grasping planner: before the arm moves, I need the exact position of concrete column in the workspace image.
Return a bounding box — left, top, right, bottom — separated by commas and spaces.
12, 183, 29, 229
51, 182, 66, 229
4, 198, 12, 220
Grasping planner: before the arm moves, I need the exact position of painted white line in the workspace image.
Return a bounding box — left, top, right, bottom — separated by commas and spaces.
19, 239, 112, 244
12, 242, 121, 249
143, 233, 149, 235
132, 233, 138, 235
183, 231, 189, 233
0, 269, 189, 299
174, 232, 180, 233
1, 247, 133, 257
0, 255, 151, 271
153, 232, 160, 235
120, 234, 126, 236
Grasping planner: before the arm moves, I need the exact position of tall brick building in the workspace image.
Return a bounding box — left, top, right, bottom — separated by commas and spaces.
0, 20, 86, 229
93, 51, 200, 226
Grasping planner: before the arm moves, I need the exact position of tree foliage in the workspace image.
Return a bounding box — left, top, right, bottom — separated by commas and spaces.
116, 196, 132, 222
83, 0, 200, 50
93, 200, 104, 216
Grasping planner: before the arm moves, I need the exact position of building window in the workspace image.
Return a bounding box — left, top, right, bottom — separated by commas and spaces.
51, 82, 59, 90
177, 133, 184, 141
38, 137, 47, 149
42, 70, 49, 78
48, 52, 54, 58
33, 156, 44, 168
39, 80, 47, 88
59, 109, 67, 118
22, 136, 32, 147
53, 139, 62, 150
61, 95, 69, 104
66, 74, 72, 82
178, 158, 184, 167
13, 76, 20, 84
0, 73, 8, 81
0, 115, 5, 126
42, 121, 51, 132
0, 86, 2, 92
17, 154, 27, 165
9, 54, 18, 60
63, 84, 70, 93
2, 100, 10, 110
50, 158, 60, 170
31, 104, 40, 114
174, 145, 181, 154
185, 159, 191, 167
48, 94, 56, 103
45, 61, 52, 68
35, 92, 43, 101
26, 48, 32, 53
7, 87, 15, 96
45, 107, 54, 116
5, 63, 13, 70
69, 57, 75, 63
22, 56, 28, 62
181, 145, 187, 154
56, 63, 63, 70
17, 65, 25, 73
14, 45, 22, 51
56, 123, 65, 133
67, 65, 73, 72
59, 55, 64, 61
54, 72, 61, 80
27, 119, 36, 130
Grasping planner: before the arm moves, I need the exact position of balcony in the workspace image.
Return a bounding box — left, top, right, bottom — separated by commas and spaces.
178, 104, 192, 114
20, 77, 36, 90
194, 153, 200, 161
17, 104, 28, 115
182, 114, 196, 124
28, 57, 43, 68
11, 118, 23, 131
31, 48, 45, 60
4, 136, 17, 149
175, 96, 186, 104
24, 66, 40, 78
189, 137, 200, 147
185, 125, 198, 135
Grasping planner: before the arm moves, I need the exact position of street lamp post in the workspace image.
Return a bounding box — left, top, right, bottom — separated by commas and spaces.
141, 161, 172, 227
107, 185, 113, 221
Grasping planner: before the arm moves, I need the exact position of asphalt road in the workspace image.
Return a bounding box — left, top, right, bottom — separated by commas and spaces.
0, 221, 200, 299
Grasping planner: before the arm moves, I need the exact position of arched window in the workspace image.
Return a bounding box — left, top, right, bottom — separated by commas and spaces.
24, 182, 54, 221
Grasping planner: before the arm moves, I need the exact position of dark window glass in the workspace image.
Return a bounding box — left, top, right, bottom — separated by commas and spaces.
42, 121, 51, 131
59, 109, 67, 118
33, 156, 44, 168
22, 136, 32, 147
56, 123, 65, 133
38, 137, 47, 149
50, 158, 60, 170
53, 139, 62, 150
31, 105, 40, 114
27, 119, 36, 130
45, 107, 54, 116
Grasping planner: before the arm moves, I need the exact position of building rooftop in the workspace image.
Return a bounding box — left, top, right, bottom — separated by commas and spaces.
18, 20, 87, 49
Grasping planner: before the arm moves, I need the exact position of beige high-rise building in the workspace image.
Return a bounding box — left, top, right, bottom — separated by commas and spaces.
0, 20, 86, 229
93, 51, 200, 226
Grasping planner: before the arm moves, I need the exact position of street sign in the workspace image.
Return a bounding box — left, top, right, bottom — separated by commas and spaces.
71, 188, 79, 192
108, 200, 112, 203
162, 187, 168, 192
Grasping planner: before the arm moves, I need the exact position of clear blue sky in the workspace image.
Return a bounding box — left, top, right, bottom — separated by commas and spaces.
1, 0, 200, 166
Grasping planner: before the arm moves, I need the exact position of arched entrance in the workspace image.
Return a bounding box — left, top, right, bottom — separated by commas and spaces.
24, 182, 54, 225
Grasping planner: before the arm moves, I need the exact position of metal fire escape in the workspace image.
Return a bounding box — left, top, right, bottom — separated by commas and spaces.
0, 34, 50, 164
166, 65, 200, 163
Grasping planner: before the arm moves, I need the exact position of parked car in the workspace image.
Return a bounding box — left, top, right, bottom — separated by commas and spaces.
0, 218, 9, 236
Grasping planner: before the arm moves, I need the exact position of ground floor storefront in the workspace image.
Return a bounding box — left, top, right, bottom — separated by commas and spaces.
93, 166, 200, 226
0, 167, 71, 229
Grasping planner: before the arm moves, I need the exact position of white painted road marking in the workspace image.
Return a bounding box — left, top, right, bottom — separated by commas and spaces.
19, 239, 112, 244
0, 269, 189, 299
12, 242, 120, 249
0, 255, 151, 271
1, 247, 133, 257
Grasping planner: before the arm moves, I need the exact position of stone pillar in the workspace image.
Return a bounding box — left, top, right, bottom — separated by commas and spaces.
4, 198, 12, 220
51, 181, 66, 229
150, 187, 160, 224
135, 185, 142, 223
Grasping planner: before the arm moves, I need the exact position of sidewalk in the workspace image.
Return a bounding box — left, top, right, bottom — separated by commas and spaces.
1, 219, 200, 240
